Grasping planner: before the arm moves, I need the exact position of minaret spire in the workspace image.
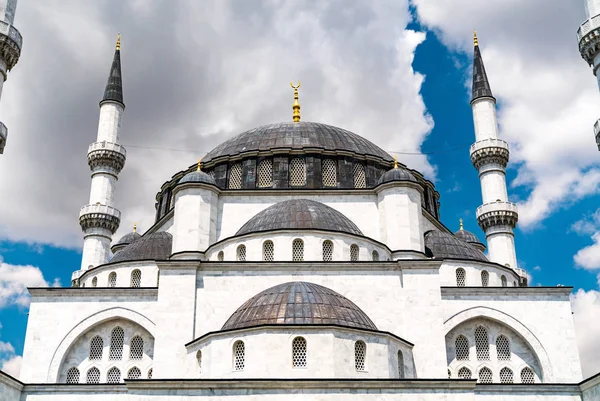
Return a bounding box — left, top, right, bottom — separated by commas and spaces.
471, 31, 494, 104
101, 34, 124, 107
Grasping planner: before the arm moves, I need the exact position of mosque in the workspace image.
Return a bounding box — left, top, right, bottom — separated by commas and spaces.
1, 0, 600, 399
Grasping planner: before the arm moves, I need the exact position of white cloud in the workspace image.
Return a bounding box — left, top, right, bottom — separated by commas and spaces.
574, 233, 600, 270
571, 288, 600, 379
0, 355, 22, 379
0, 259, 58, 308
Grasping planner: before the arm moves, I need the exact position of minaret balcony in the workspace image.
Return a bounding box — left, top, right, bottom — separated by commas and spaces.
87, 141, 126, 174
0, 20, 22, 70
476, 201, 518, 230
0, 121, 6, 154
79, 204, 121, 234
470, 138, 509, 169
578, 15, 600, 65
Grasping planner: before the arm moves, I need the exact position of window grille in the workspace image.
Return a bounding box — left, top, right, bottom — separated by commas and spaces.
372, 250, 379, 261
109, 327, 124, 360
257, 159, 273, 188
292, 239, 304, 261
350, 244, 359, 261
322, 240, 333, 261
147, 368, 153, 379
108, 272, 117, 287
106, 367, 121, 384
66, 367, 80, 384
354, 341, 366, 371
397, 350, 404, 378
92, 277, 97, 287
501, 275, 507, 287
130, 336, 144, 360
228, 163, 242, 189
520, 367, 535, 384
455, 335, 469, 360
127, 367, 141, 379
322, 159, 337, 187
481, 270, 489, 287
496, 335, 511, 361
130, 269, 141, 288
233, 341, 245, 371
475, 326, 490, 360
289, 158, 306, 187
263, 241, 274, 261
353, 163, 366, 188
478, 367, 493, 383
456, 268, 466, 287
500, 367, 514, 383
218, 251, 224, 261
89, 336, 104, 360
197, 350, 202, 374
86, 367, 100, 384
292, 337, 307, 368
237, 245, 246, 261
458, 367, 472, 379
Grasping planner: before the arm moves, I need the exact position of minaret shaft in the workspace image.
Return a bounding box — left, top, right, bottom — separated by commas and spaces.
578, 0, 600, 148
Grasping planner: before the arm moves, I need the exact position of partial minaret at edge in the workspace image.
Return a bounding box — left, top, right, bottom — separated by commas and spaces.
578, 0, 600, 148
76, 35, 126, 279
0, 0, 22, 154
469, 33, 525, 283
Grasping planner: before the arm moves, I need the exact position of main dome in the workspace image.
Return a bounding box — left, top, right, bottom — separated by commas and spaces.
221, 281, 377, 331
202, 121, 393, 164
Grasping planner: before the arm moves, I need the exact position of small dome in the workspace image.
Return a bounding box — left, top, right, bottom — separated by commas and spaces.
178, 170, 216, 185
222, 281, 377, 331
110, 232, 172, 263
454, 228, 482, 245
114, 231, 141, 247
236, 199, 363, 236
424, 230, 487, 262
377, 167, 417, 185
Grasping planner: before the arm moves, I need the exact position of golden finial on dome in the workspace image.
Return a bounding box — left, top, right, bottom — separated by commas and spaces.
473, 31, 478, 47
393, 155, 398, 169
197, 158, 202, 171
459, 218, 464, 230
290, 81, 301, 122
116, 33, 121, 51
133, 222, 137, 233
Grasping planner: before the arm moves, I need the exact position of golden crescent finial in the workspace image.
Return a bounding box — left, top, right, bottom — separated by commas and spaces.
290, 81, 301, 89
133, 222, 137, 233
116, 33, 121, 51
473, 31, 478, 47
197, 158, 202, 171
459, 218, 464, 230
290, 81, 301, 122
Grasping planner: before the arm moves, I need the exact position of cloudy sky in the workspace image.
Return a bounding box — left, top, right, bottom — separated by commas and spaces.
0, 0, 599, 380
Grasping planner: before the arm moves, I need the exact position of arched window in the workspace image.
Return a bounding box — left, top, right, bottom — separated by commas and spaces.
92, 277, 97, 287
147, 368, 153, 379
66, 367, 80, 383
108, 272, 117, 287
520, 367, 535, 383
218, 251, 224, 261
481, 270, 489, 287
289, 158, 306, 187
236, 245, 246, 261
130, 269, 141, 288
127, 366, 141, 379
106, 367, 121, 384
196, 350, 202, 374
109, 327, 124, 360
397, 350, 405, 378
478, 367, 492, 383
292, 239, 304, 261
350, 244, 359, 261
257, 159, 273, 188
228, 163, 243, 189
130, 336, 144, 360
475, 326, 490, 360
292, 337, 307, 368
86, 367, 100, 384
354, 341, 366, 371
456, 268, 466, 287
458, 367, 472, 379
455, 335, 469, 360
496, 335, 510, 361
500, 367, 514, 383
353, 163, 366, 188
263, 241, 274, 261
233, 341, 245, 371
372, 250, 379, 261
448, 369, 451, 378
322, 158, 337, 187
322, 240, 333, 261
501, 275, 507, 287
513, 281, 517, 287
89, 336, 104, 360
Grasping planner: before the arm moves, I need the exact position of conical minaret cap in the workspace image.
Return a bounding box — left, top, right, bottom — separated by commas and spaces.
101, 34, 124, 107
471, 32, 495, 104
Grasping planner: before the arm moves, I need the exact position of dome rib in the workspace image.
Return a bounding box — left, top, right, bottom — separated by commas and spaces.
221, 281, 377, 331
424, 230, 487, 262
235, 199, 363, 236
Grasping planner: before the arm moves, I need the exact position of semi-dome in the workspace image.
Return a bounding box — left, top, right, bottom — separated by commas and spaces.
178, 170, 216, 185
221, 281, 377, 331
454, 228, 482, 245
202, 121, 393, 164
110, 231, 173, 263
377, 167, 417, 185
114, 231, 141, 247
424, 230, 487, 262
236, 199, 363, 236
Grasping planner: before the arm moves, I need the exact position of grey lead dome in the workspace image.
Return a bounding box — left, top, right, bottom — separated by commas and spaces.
110, 231, 173, 263
178, 170, 216, 185
424, 230, 487, 262
377, 167, 417, 184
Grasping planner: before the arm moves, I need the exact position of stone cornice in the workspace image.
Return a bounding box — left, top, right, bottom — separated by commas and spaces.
28, 287, 158, 299
440, 286, 573, 298
21, 384, 125, 393
196, 260, 401, 273
579, 371, 600, 392
475, 383, 581, 394
0, 370, 23, 391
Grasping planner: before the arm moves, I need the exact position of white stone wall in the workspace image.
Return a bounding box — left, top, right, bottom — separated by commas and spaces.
377, 185, 424, 252
0, 373, 21, 401
79, 261, 158, 288
88, 174, 117, 206
172, 187, 218, 253
96, 103, 122, 143
472, 99, 499, 142
439, 261, 520, 287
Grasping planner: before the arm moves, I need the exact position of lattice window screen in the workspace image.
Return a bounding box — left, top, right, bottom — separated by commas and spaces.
127, 367, 141, 379
353, 163, 366, 188
289, 158, 306, 187
237, 245, 246, 261
233, 341, 245, 371
478, 367, 493, 383
257, 159, 273, 188
475, 326, 490, 360
350, 244, 359, 261
354, 341, 366, 371
397, 350, 405, 378
197, 350, 202, 374
496, 335, 511, 361
455, 335, 470, 360
218, 251, 224, 261
520, 367, 535, 383
481, 270, 489, 287
86, 367, 100, 384
500, 367, 514, 383
322, 241, 333, 261
66, 367, 80, 384
109, 327, 124, 360
263, 241, 274, 261
130, 269, 141, 288
108, 272, 117, 287
228, 163, 242, 189
322, 159, 337, 187
130, 336, 144, 360
456, 268, 466, 287
458, 367, 472, 379
292, 239, 304, 261
106, 367, 121, 383
89, 336, 104, 360
292, 337, 307, 368
92, 277, 97, 287
501, 275, 507, 287
147, 368, 153, 379
372, 250, 379, 261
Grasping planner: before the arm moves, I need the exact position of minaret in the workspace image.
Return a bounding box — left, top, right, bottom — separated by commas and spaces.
0, 0, 22, 154
578, 0, 600, 149
78, 35, 126, 271
469, 33, 522, 277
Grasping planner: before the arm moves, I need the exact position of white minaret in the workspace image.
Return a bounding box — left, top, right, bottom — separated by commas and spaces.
78, 35, 126, 273
578, 0, 600, 148
469, 33, 523, 281
0, 0, 22, 154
